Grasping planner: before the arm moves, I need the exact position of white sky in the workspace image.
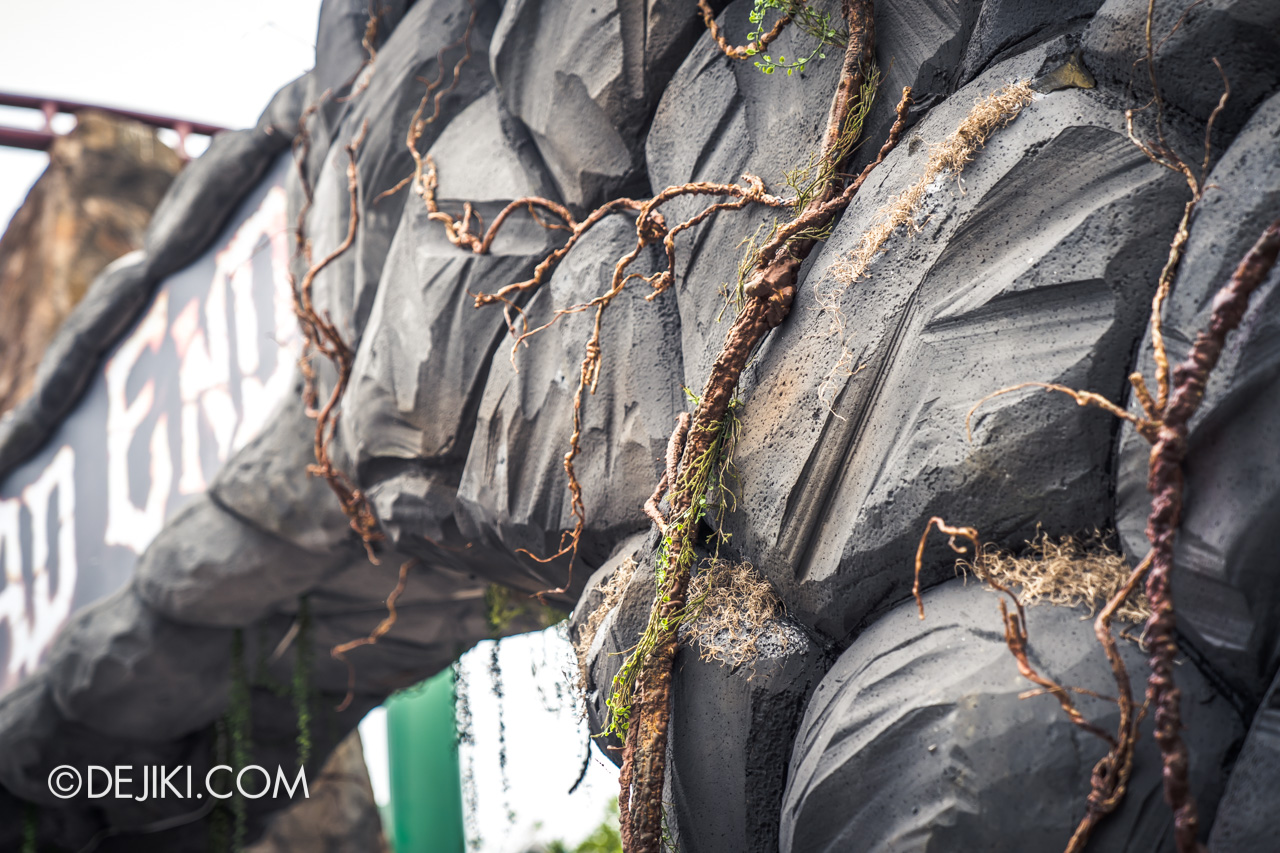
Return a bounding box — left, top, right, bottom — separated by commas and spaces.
0, 4, 619, 847
0, 0, 323, 231
359, 630, 620, 853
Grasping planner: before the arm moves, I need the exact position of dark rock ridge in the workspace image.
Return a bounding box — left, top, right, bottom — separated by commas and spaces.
456, 213, 686, 580
719, 39, 1188, 642
780, 579, 1244, 853
2, 0, 1279, 849
1114, 88, 1280, 707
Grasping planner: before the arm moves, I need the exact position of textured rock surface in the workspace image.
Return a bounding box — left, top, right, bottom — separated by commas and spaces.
645, 0, 852, 388
457, 214, 686, 585
1084, 0, 1280, 138
134, 494, 348, 627
1114, 89, 1280, 705
958, 0, 1105, 85
490, 0, 705, 208
337, 80, 581, 598
781, 579, 1245, 852
303, 0, 503, 345
46, 586, 232, 742
246, 730, 390, 853
717, 43, 1186, 641
668, 617, 828, 853
341, 89, 560, 478
211, 372, 356, 554
4, 0, 1279, 847
570, 532, 657, 761
571, 534, 830, 853
0, 111, 181, 416
1210, 668, 1280, 852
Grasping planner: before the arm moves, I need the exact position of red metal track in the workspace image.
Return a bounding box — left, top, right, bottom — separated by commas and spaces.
0, 92, 227, 153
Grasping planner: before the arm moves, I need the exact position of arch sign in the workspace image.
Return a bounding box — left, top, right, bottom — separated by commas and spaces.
0, 155, 300, 695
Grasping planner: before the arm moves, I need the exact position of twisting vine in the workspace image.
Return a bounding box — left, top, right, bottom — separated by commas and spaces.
331, 559, 416, 712
603, 3, 913, 848
954, 7, 1243, 844
292, 119, 383, 558
374, 0, 480, 205
407, 2, 902, 843
930, 216, 1279, 853
336, 0, 384, 103
294, 0, 488, 710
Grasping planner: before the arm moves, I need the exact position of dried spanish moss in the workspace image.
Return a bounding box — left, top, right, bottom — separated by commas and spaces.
487, 641, 515, 825
228, 629, 252, 852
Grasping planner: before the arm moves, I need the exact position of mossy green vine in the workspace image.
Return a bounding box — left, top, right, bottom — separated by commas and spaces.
605, 400, 741, 738
227, 629, 252, 852
293, 596, 313, 769
21, 802, 36, 853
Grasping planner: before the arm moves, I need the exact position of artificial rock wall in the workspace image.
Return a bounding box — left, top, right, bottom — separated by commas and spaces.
0, 0, 1278, 851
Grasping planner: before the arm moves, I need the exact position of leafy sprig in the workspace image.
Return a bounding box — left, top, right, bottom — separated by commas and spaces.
745, 0, 845, 76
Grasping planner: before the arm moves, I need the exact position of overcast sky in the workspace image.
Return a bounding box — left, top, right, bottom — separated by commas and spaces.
0, 2, 618, 848
0, 0, 322, 231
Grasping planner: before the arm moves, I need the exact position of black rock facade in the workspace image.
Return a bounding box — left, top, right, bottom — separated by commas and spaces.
1, 0, 1278, 851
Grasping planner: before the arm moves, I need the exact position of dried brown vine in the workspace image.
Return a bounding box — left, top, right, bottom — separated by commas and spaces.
697, 0, 795, 60
620, 3, 899, 849
955, 6, 1242, 843
336, 1, 383, 103
960, 213, 1279, 852
413, 120, 800, 601
331, 559, 416, 711
291, 119, 383, 557
914, 520, 1147, 852
373, 0, 481, 205
409, 0, 899, 838
643, 412, 691, 534
1145, 219, 1280, 850
391, 1, 895, 843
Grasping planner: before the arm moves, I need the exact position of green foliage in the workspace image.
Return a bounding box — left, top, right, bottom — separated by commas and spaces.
227, 629, 252, 853
543, 798, 623, 853
605, 400, 742, 738
718, 222, 780, 322
485, 584, 570, 636
747, 0, 846, 76
22, 802, 36, 853
293, 596, 313, 769
784, 62, 880, 215
485, 584, 526, 635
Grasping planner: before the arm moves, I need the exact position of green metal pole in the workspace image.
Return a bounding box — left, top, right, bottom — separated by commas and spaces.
387, 668, 465, 853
